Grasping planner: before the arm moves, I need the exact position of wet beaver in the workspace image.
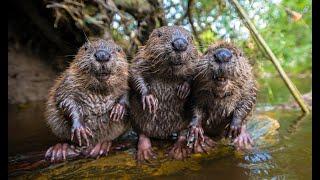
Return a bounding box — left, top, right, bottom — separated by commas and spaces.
45, 39, 130, 162
187, 41, 257, 152
130, 26, 198, 161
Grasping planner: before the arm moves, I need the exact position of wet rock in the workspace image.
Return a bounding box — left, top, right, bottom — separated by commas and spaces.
246, 114, 280, 148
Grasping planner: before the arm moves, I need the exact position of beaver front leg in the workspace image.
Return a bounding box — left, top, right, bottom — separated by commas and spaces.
60, 98, 94, 147
130, 67, 158, 115
187, 108, 216, 153
136, 134, 156, 162
45, 143, 80, 163
228, 91, 256, 148
110, 93, 128, 122
70, 115, 94, 147
228, 116, 242, 138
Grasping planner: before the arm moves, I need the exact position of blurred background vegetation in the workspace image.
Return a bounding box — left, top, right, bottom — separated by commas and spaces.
8, 0, 311, 105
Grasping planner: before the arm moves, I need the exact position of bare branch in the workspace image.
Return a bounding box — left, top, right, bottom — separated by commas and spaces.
187, 0, 203, 51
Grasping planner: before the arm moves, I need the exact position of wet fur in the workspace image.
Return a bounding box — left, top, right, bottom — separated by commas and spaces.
130, 26, 198, 138
46, 39, 130, 144
192, 41, 257, 137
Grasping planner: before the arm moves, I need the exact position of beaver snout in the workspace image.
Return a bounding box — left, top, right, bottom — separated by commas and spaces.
214, 48, 232, 63
95, 50, 111, 62
172, 38, 188, 52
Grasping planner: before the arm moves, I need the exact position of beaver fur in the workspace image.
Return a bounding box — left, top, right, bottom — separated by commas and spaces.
45, 39, 130, 162
129, 26, 198, 161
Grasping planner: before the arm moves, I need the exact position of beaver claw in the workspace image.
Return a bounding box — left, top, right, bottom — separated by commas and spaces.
177, 81, 190, 99
193, 136, 216, 153
186, 125, 215, 153
168, 136, 190, 160
45, 143, 80, 163
233, 128, 253, 150
228, 119, 242, 139
187, 125, 205, 148
136, 134, 157, 162
110, 103, 126, 122
71, 122, 94, 147
84, 141, 112, 159
142, 94, 158, 114
136, 147, 157, 163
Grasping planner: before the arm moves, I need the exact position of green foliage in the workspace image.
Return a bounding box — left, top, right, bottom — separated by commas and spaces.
183, 0, 311, 75
257, 0, 312, 74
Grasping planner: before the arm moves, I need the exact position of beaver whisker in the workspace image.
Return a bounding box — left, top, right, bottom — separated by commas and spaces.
194, 63, 210, 80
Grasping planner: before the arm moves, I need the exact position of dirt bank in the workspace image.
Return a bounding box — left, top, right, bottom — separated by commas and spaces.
8, 47, 58, 104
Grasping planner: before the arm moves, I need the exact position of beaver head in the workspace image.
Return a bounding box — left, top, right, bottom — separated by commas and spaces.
73, 39, 127, 80
72, 39, 128, 90
197, 41, 252, 96
143, 26, 198, 77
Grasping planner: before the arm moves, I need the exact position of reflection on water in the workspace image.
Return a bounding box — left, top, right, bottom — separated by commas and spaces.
8, 76, 312, 179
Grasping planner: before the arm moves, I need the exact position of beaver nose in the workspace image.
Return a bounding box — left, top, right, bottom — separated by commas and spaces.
95, 50, 111, 62
172, 38, 188, 52
214, 48, 232, 63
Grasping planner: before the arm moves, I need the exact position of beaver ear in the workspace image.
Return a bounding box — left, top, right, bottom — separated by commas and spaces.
116, 46, 122, 52
238, 50, 243, 57
84, 43, 89, 51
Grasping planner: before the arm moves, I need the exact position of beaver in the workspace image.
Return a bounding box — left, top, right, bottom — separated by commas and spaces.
45, 39, 130, 162
186, 41, 257, 152
129, 26, 198, 161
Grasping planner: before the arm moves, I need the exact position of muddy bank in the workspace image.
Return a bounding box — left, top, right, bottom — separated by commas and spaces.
8, 47, 58, 104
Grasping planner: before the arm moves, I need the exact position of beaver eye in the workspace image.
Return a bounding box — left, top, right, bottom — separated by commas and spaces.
157, 31, 162, 37
116, 47, 122, 52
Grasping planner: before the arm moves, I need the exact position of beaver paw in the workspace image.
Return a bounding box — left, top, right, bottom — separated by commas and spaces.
136, 147, 157, 163
192, 136, 216, 154
84, 141, 112, 159
110, 103, 126, 122
168, 136, 190, 160
177, 81, 190, 99
71, 122, 94, 147
233, 130, 253, 150
142, 94, 158, 114
136, 135, 156, 162
45, 143, 80, 163
187, 125, 205, 148
228, 119, 242, 139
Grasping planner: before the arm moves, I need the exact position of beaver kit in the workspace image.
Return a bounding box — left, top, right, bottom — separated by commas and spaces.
44, 28, 258, 164
187, 41, 257, 153
45, 39, 130, 162
129, 26, 199, 161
